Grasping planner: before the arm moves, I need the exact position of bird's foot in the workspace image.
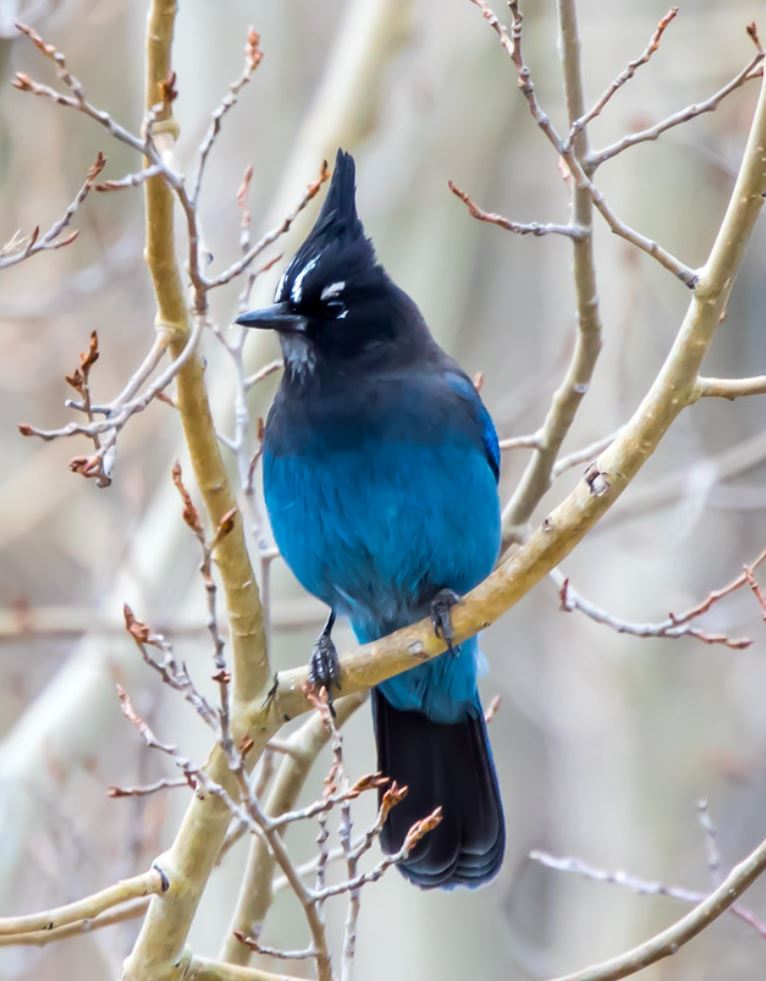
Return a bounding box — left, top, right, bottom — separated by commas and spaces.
430, 588, 461, 656
309, 612, 340, 714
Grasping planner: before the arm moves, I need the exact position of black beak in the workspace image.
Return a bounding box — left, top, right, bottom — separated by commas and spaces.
235, 302, 307, 332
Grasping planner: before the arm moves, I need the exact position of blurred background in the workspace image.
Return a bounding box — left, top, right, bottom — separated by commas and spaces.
1, 0, 765, 978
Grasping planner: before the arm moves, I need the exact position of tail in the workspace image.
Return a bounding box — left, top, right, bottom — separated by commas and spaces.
372, 688, 505, 889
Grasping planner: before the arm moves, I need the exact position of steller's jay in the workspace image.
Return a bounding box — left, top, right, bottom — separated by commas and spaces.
236, 150, 504, 889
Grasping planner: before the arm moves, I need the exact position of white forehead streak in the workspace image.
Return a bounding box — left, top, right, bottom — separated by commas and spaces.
274, 267, 288, 301
291, 253, 321, 303
320, 281, 345, 301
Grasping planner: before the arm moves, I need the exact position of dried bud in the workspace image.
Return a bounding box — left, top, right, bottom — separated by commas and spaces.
246, 28, 263, 70
123, 603, 151, 643
350, 772, 389, 796
216, 507, 238, 540
161, 70, 178, 104
171, 462, 203, 535
403, 806, 443, 853
87, 152, 107, 182
12, 72, 34, 91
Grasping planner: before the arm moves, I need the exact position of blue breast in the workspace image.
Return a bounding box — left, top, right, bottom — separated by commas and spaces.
263, 370, 501, 722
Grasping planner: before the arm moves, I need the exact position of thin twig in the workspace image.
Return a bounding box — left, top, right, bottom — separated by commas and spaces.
191, 28, 263, 206
531, 849, 766, 942
108, 776, 189, 798
448, 180, 585, 239
568, 8, 679, 144
590, 38, 765, 169
551, 544, 766, 650
548, 831, 766, 980
696, 800, 722, 887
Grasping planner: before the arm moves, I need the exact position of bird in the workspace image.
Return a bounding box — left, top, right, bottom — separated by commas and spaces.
236, 149, 504, 889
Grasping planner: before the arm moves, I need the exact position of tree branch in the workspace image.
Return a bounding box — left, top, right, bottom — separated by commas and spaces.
0, 867, 166, 937
691, 375, 766, 401
0, 899, 150, 948
186, 956, 302, 981
551, 543, 766, 650
448, 180, 585, 239
568, 7, 679, 141
549, 832, 766, 980
530, 849, 766, 942
0, 151, 105, 269
590, 45, 764, 169
500, 0, 604, 547
221, 693, 366, 967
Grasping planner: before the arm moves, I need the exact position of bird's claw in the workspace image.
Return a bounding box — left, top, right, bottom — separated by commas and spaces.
309, 631, 341, 714
431, 588, 461, 655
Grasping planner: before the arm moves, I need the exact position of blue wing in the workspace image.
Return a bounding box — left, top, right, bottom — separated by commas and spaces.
444, 372, 500, 483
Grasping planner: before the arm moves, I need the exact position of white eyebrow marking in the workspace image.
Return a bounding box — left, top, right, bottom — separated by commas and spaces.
320, 281, 345, 301
291, 253, 321, 303
274, 267, 289, 301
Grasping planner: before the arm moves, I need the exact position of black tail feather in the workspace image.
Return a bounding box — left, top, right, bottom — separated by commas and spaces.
372, 688, 505, 889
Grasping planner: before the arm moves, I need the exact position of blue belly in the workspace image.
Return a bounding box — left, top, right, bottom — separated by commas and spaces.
264, 433, 499, 723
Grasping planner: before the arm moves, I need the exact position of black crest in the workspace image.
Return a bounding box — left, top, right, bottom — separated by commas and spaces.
275, 149, 380, 309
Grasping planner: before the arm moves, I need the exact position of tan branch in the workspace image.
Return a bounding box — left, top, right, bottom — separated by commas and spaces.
0, 898, 149, 948
552, 428, 622, 477
691, 374, 766, 401
187, 955, 302, 981
0, 867, 165, 937
550, 833, 766, 980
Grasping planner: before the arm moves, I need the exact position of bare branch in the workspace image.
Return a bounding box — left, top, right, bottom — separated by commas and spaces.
448, 180, 585, 239
187, 956, 302, 981
499, 433, 543, 452
244, 359, 283, 391
191, 28, 263, 206
0, 151, 105, 270
697, 800, 722, 887
551, 429, 622, 477
547, 832, 766, 980
530, 849, 766, 942
692, 375, 766, 401
499, 0, 604, 548
0, 898, 150, 948
0, 867, 166, 937
591, 50, 765, 169
95, 164, 163, 192
205, 160, 330, 290
108, 777, 190, 799
553, 568, 754, 651
471, 1, 698, 288
569, 8, 679, 141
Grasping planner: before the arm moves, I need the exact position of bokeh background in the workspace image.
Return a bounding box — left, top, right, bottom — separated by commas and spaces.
1, 0, 765, 978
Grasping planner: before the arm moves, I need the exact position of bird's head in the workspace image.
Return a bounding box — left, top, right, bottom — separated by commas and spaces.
236, 149, 426, 382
